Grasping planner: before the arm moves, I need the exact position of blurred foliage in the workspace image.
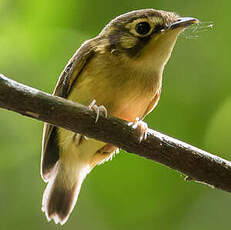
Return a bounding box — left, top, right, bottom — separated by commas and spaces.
0, 0, 231, 229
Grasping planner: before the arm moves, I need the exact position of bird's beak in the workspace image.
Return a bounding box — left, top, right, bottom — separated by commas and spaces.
169, 17, 199, 29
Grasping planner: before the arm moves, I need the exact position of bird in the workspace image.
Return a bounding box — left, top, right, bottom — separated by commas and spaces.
40, 9, 199, 224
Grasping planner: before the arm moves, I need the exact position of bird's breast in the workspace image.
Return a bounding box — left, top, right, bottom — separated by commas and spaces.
68, 52, 162, 121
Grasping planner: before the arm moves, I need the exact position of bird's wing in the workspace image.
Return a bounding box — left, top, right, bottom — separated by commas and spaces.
41, 39, 96, 181
142, 87, 161, 118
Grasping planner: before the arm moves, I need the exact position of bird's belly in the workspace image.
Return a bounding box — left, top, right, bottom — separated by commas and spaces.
108, 92, 151, 121
69, 80, 153, 122
69, 79, 157, 124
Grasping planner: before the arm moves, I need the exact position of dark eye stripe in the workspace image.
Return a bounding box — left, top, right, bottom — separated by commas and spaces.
153, 24, 165, 33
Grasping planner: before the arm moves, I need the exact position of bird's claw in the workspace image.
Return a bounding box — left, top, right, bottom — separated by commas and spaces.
89, 99, 107, 123
128, 118, 148, 143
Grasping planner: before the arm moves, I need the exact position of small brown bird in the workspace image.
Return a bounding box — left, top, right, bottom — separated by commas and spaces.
41, 9, 198, 224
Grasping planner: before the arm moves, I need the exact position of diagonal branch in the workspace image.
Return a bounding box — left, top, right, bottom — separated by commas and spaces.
0, 74, 231, 192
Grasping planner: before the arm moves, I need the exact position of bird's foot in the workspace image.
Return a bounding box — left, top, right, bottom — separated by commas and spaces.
89, 99, 107, 123
128, 118, 148, 143
72, 100, 107, 145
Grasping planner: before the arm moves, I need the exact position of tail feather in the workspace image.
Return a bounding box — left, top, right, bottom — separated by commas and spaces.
42, 162, 90, 225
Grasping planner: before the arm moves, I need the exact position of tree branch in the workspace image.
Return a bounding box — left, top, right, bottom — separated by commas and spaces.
0, 74, 231, 192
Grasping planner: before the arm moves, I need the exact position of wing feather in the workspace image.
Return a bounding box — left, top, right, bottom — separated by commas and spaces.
41, 39, 95, 180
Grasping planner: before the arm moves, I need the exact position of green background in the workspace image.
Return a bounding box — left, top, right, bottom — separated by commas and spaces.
0, 0, 231, 229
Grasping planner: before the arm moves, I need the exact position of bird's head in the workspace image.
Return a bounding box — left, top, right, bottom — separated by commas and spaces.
98, 9, 199, 74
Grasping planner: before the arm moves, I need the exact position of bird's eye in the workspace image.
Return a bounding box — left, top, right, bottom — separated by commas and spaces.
135, 22, 151, 36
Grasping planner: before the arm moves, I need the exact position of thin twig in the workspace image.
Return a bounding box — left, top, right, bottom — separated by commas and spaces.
0, 74, 231, 192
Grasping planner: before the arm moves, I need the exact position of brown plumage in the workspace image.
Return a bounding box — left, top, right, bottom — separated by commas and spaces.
41, 9, 198, 224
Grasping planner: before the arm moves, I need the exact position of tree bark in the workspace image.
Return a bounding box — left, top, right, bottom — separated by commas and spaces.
0, 74, 231, 192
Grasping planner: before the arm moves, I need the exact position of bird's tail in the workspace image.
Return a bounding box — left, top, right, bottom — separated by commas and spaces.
42, 161, 90, 225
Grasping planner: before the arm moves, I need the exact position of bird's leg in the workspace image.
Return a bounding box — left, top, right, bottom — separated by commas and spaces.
88, 100, 118, 166
88, 99, 107, 123
128, 117, 148, 143
73, 100, 108, 146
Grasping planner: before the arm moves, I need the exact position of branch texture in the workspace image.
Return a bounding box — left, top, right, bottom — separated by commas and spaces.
0, 74, 231, 192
